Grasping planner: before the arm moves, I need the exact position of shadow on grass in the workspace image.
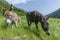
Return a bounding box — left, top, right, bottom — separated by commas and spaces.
1, 22, 8, 29
24, 26, 43, 40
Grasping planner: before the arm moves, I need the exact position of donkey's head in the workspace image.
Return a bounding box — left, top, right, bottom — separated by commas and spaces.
9, 4, 13, 11
41, 16, 50, 35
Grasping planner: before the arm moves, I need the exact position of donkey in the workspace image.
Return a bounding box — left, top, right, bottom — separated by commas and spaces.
1, 4, 21, 28
4, 10, 21, 28
26, 11, 50, 35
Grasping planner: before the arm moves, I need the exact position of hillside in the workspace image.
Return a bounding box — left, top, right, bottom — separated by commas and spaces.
46, 8, 60, 18
0, 0, 26, 16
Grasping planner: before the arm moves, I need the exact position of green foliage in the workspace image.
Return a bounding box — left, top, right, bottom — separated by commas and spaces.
0, 0, 26, 16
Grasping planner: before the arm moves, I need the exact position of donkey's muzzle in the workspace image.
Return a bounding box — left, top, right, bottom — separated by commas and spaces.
46, 30, 50, 35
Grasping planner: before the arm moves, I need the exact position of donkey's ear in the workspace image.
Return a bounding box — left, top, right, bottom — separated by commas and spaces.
46, 16, 50, 20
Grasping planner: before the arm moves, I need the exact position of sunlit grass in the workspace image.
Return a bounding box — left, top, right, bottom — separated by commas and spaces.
0, 16, 60, 40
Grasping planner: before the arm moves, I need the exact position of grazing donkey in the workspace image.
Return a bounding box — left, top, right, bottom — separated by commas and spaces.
26, 11, 50, 35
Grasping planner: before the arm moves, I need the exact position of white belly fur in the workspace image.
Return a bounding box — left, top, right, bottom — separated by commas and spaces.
7, 19, 11, 24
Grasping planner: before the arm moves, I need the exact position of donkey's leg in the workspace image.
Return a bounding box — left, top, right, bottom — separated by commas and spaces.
12, 22, 17, 28
15, 21, 18, 27
27, 20, 32, 29
29, 21, 32, 26
18, 17, 21, 23
12, 25, 14, 28
28, 21, 32, 29
35, 22, 38, 29
26, 17, 30, 26
27, 20, 30, 29
26, 18, 28, 25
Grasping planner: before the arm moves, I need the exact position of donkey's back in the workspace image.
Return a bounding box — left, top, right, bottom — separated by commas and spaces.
26, 11, 43, 22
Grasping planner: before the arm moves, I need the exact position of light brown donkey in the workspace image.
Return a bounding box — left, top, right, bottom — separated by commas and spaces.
4, 10, 21, 28
1, 4, 21, 28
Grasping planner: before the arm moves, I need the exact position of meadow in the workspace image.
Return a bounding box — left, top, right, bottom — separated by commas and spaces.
0, 16, 60, 40
0, 0, 60, 40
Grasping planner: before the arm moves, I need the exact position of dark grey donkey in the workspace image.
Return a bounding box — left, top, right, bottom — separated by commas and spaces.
26, 11, 50, 35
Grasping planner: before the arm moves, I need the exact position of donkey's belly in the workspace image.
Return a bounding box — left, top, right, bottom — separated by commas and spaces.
7, 19, 11, 24
29, 17, 39, 22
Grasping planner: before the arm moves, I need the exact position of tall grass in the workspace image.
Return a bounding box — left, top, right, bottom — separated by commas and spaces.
0, 16, 60, 40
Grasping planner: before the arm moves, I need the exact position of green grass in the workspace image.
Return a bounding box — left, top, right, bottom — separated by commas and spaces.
0, 16, 60, 40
